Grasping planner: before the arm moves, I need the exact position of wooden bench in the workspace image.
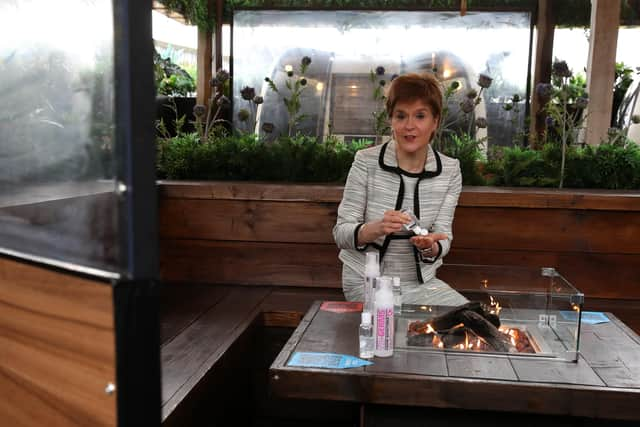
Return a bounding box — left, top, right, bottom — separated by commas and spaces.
160, 282, 344, 426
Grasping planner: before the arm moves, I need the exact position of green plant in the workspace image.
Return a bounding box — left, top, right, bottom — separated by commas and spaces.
264, 56, 312, 136
538, 59, 590, 188
157, 129, 370, 182
154, 49, 196, 97
369, 66, 390, 144
438, 133, 486, 185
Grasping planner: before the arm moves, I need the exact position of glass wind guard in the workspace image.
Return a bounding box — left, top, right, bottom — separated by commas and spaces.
395, 265, 583, 362
0, 1, 119, 277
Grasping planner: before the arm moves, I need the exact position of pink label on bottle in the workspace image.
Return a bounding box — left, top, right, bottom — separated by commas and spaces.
376, 308, 394, 350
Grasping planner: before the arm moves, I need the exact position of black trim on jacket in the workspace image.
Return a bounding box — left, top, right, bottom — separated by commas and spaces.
375, 142, 443, 283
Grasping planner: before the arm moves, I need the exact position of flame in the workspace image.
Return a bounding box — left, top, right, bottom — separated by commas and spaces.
481, 279, 489, 288
426, 323, 435, 334
489, 295, 502, 315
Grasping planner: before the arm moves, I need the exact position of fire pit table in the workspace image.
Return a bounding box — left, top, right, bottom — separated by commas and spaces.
270, 265, 640, 425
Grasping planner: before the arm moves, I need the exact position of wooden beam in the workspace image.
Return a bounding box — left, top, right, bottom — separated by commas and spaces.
529, 0, 555, 148
196, 0, 215, 106
585, 0, 621, 145
215, 0, 224, 72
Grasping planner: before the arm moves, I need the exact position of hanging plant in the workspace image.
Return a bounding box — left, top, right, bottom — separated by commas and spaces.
156, 0, 214, 31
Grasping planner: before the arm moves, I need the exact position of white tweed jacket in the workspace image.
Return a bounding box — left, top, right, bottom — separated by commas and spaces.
333, 139, 462, 287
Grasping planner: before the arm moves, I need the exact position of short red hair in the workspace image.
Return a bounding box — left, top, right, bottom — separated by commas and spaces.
385, 73, 443, 121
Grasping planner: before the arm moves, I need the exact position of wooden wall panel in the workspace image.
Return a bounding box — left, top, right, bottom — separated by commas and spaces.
161, 199, 337, 244
161, 239, 340, 287
0, 257, 116, 427
453, 207, 640, 254
158, 182, 640, 307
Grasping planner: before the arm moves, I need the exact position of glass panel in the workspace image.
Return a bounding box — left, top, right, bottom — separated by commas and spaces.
396, 264, 583, 362
233, 10, 530, 147
0, 0, 119, 277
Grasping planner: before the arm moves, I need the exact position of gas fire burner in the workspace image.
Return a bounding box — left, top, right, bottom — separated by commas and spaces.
395, 265, 584, 361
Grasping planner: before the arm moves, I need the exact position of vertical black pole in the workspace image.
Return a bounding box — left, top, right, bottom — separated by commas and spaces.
113, 0, 160, 425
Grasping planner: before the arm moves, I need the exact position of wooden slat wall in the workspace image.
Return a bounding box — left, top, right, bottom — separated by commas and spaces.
158, 181, 640, 326
0, 257, 116, 427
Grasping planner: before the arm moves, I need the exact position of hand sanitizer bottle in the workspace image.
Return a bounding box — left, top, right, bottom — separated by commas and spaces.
392, 277, 402, 315
364, 252, 379, 313
359, 311, 374, 359
374, 276, 394, 357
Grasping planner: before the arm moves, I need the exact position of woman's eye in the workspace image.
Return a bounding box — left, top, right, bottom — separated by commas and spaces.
416, 114, 425, 119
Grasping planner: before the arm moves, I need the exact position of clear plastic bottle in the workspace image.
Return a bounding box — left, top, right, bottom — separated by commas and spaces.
374, 276, 394, 357
364, 252, 380, 313
359, 311, 374, 359
392, 276, 402, 315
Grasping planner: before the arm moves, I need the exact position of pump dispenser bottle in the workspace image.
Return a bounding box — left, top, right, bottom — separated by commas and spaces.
359, 312, 374, 359
374, 276, 394, 357
364, 252, 379, 313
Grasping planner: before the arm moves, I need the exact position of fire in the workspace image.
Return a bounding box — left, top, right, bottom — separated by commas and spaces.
489, 295, 502, 315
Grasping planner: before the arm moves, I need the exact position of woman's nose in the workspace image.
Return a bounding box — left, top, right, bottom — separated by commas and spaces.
404, 117, 415, 129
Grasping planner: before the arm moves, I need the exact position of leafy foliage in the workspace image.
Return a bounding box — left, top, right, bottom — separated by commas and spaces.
154, 50, 196, 96
485, 142, 640, 189
157, 130, 368, 182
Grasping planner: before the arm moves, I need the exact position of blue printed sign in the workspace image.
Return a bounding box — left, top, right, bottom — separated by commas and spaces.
287, 352, 373, 369
560, 311, 609, 325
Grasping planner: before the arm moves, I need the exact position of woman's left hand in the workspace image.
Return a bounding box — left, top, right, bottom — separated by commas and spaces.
410, 233, 448, 256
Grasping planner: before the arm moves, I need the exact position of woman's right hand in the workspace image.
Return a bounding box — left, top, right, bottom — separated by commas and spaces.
359, 210, 410, 245
379, 210, 411, 236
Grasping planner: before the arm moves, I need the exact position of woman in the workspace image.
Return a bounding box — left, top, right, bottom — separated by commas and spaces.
333, 73, 467, 306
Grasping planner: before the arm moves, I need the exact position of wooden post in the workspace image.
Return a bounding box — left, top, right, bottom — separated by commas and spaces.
584, 0, 621, 145
215, 0, 224, 72
529, 0, 555, 148
196, 0, 215, 106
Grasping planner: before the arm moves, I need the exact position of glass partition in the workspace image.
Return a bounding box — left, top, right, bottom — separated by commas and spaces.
396, 265, 583, 362
233, 10, 531, 146
0, 0, 149, 278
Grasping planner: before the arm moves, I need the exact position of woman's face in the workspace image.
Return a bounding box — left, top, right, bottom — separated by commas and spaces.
390, 99, 439, 156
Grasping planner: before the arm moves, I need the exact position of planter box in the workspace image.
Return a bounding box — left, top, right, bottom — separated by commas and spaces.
158, 181, 640, 330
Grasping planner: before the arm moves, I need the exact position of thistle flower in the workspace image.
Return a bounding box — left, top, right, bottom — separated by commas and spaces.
449, 81, 460, 90
477, 74, 493, 89
240, 86, 256, 101
461, 98, 475, 114
237, 109, 250, 122
632, 114, 640, 124
607, 127, 618, 137
466, 89, 478, 99
552, 60, 572, 78
300, 78, 307, 86
264, 77, 271, 82
545, 116, 555, 127
503, 104, 513, 111
379, 80, 386, 87
391, 73, 399, 81
193, 104, 206, 117
301, 56, 312, 67
253, 95, 264, 105
475, 117, 487, 128
262, 122, 274, 133
287, 70, 294, 78
216, 69, 230, 83
576, 97, 589, 109
375, 66, 385, 76
536, 82, 553, 98
512, 94, 520, 103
